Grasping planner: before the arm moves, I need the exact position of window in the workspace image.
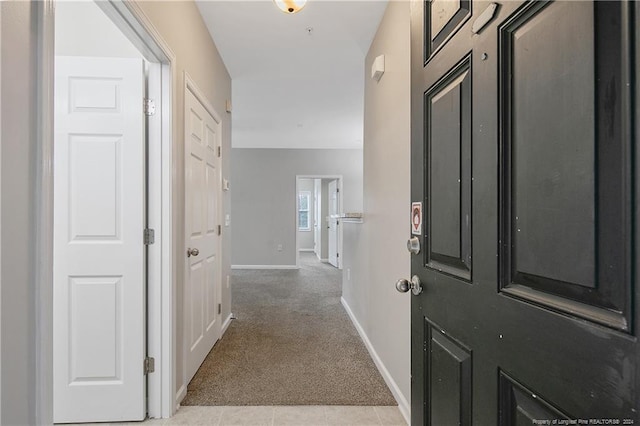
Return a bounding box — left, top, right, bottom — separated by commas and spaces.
298, 191, 311, 231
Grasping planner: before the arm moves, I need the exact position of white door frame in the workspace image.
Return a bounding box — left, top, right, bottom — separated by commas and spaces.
35, 1, 177, 422
295, 175, 343, 269
0, 4, 3, 422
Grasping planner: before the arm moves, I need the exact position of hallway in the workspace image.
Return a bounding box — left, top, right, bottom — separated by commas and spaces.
182, 253, 395, 407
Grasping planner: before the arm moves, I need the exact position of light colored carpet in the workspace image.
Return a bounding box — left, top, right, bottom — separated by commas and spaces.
182, 253, 397, 406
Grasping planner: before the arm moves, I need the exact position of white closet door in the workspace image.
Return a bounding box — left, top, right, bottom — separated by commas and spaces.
53, 56, 146, 423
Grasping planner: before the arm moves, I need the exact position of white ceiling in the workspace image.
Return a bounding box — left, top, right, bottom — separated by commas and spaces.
196, 0, 388, 149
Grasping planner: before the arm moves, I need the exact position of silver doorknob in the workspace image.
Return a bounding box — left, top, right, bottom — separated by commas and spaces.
395, 275, 423, 296
407, 236, 420, 254
187, 248, 200, 257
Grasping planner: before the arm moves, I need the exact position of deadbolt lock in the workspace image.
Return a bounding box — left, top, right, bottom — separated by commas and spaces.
407, 236, 421, 254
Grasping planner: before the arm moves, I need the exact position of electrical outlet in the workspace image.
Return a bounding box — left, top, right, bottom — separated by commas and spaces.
226, 275, 230, 288
277, 244, 283, 252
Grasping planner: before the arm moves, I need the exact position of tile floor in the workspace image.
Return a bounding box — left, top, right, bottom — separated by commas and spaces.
79, 405, 407, 426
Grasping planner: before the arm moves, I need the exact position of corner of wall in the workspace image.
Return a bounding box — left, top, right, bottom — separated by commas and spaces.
340, 1, 412, 423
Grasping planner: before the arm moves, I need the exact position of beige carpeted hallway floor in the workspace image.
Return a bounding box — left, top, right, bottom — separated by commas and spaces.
182, 253, 396, 406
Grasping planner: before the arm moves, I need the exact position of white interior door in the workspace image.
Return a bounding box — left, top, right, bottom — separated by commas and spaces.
53, 56, 145, 423
328, 180, 339, 268
185, 87, 222, 384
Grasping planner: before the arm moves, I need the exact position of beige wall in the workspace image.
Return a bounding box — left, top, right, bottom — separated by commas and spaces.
1, 2, 38, 424
135, 0, 233, 403
341, 1, 411, 420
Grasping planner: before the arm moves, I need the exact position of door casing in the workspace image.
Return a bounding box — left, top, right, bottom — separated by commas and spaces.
327, 179, 340, 268
295, 175, 343, 269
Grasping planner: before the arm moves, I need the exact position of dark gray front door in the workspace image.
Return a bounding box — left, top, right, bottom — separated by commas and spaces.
409, 1, 640, 424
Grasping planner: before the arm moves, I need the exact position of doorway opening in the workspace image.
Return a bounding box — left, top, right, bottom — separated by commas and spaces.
41, 0, 175, 422
295, 175, 344, 270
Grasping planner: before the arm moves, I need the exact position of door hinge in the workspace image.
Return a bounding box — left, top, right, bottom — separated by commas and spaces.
336, 188, 339, 193
144, 98, 156, 116
144, 357, 155, 375
218, 303, 222, 315
217, 225, 222, 236
217, 146, 222, 157
144, 228, 155, 245
337, 252, 339, 258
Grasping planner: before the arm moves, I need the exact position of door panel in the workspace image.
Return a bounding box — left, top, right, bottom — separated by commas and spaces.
499, 372, 569, 425
410, 1, 639, 424
206, 256, 217, 330
426, 56, 472, 279
500, 1, 632, 331
54, 56, 145, 423
509, 1, 596, 287
69, 277, 122, 381
425, 320, 472, 426
69, 135, 122, 239
425, 0, 471, 59
185, 87, 222, 384
189, 262, 204, 350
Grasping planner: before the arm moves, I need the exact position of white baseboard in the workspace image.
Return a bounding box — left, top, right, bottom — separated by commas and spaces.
341, 297, 411, 425
231, 265, 299, 270
299, 249, 315, 252
319, 258, 329, 263
222, 313, 234, 335
175, 384, 186, 409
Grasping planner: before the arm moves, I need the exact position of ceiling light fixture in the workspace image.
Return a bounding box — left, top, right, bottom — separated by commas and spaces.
274, 0, 307, 14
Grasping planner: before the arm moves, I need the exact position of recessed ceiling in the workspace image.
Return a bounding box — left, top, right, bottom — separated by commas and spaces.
196, 0, 388, 149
